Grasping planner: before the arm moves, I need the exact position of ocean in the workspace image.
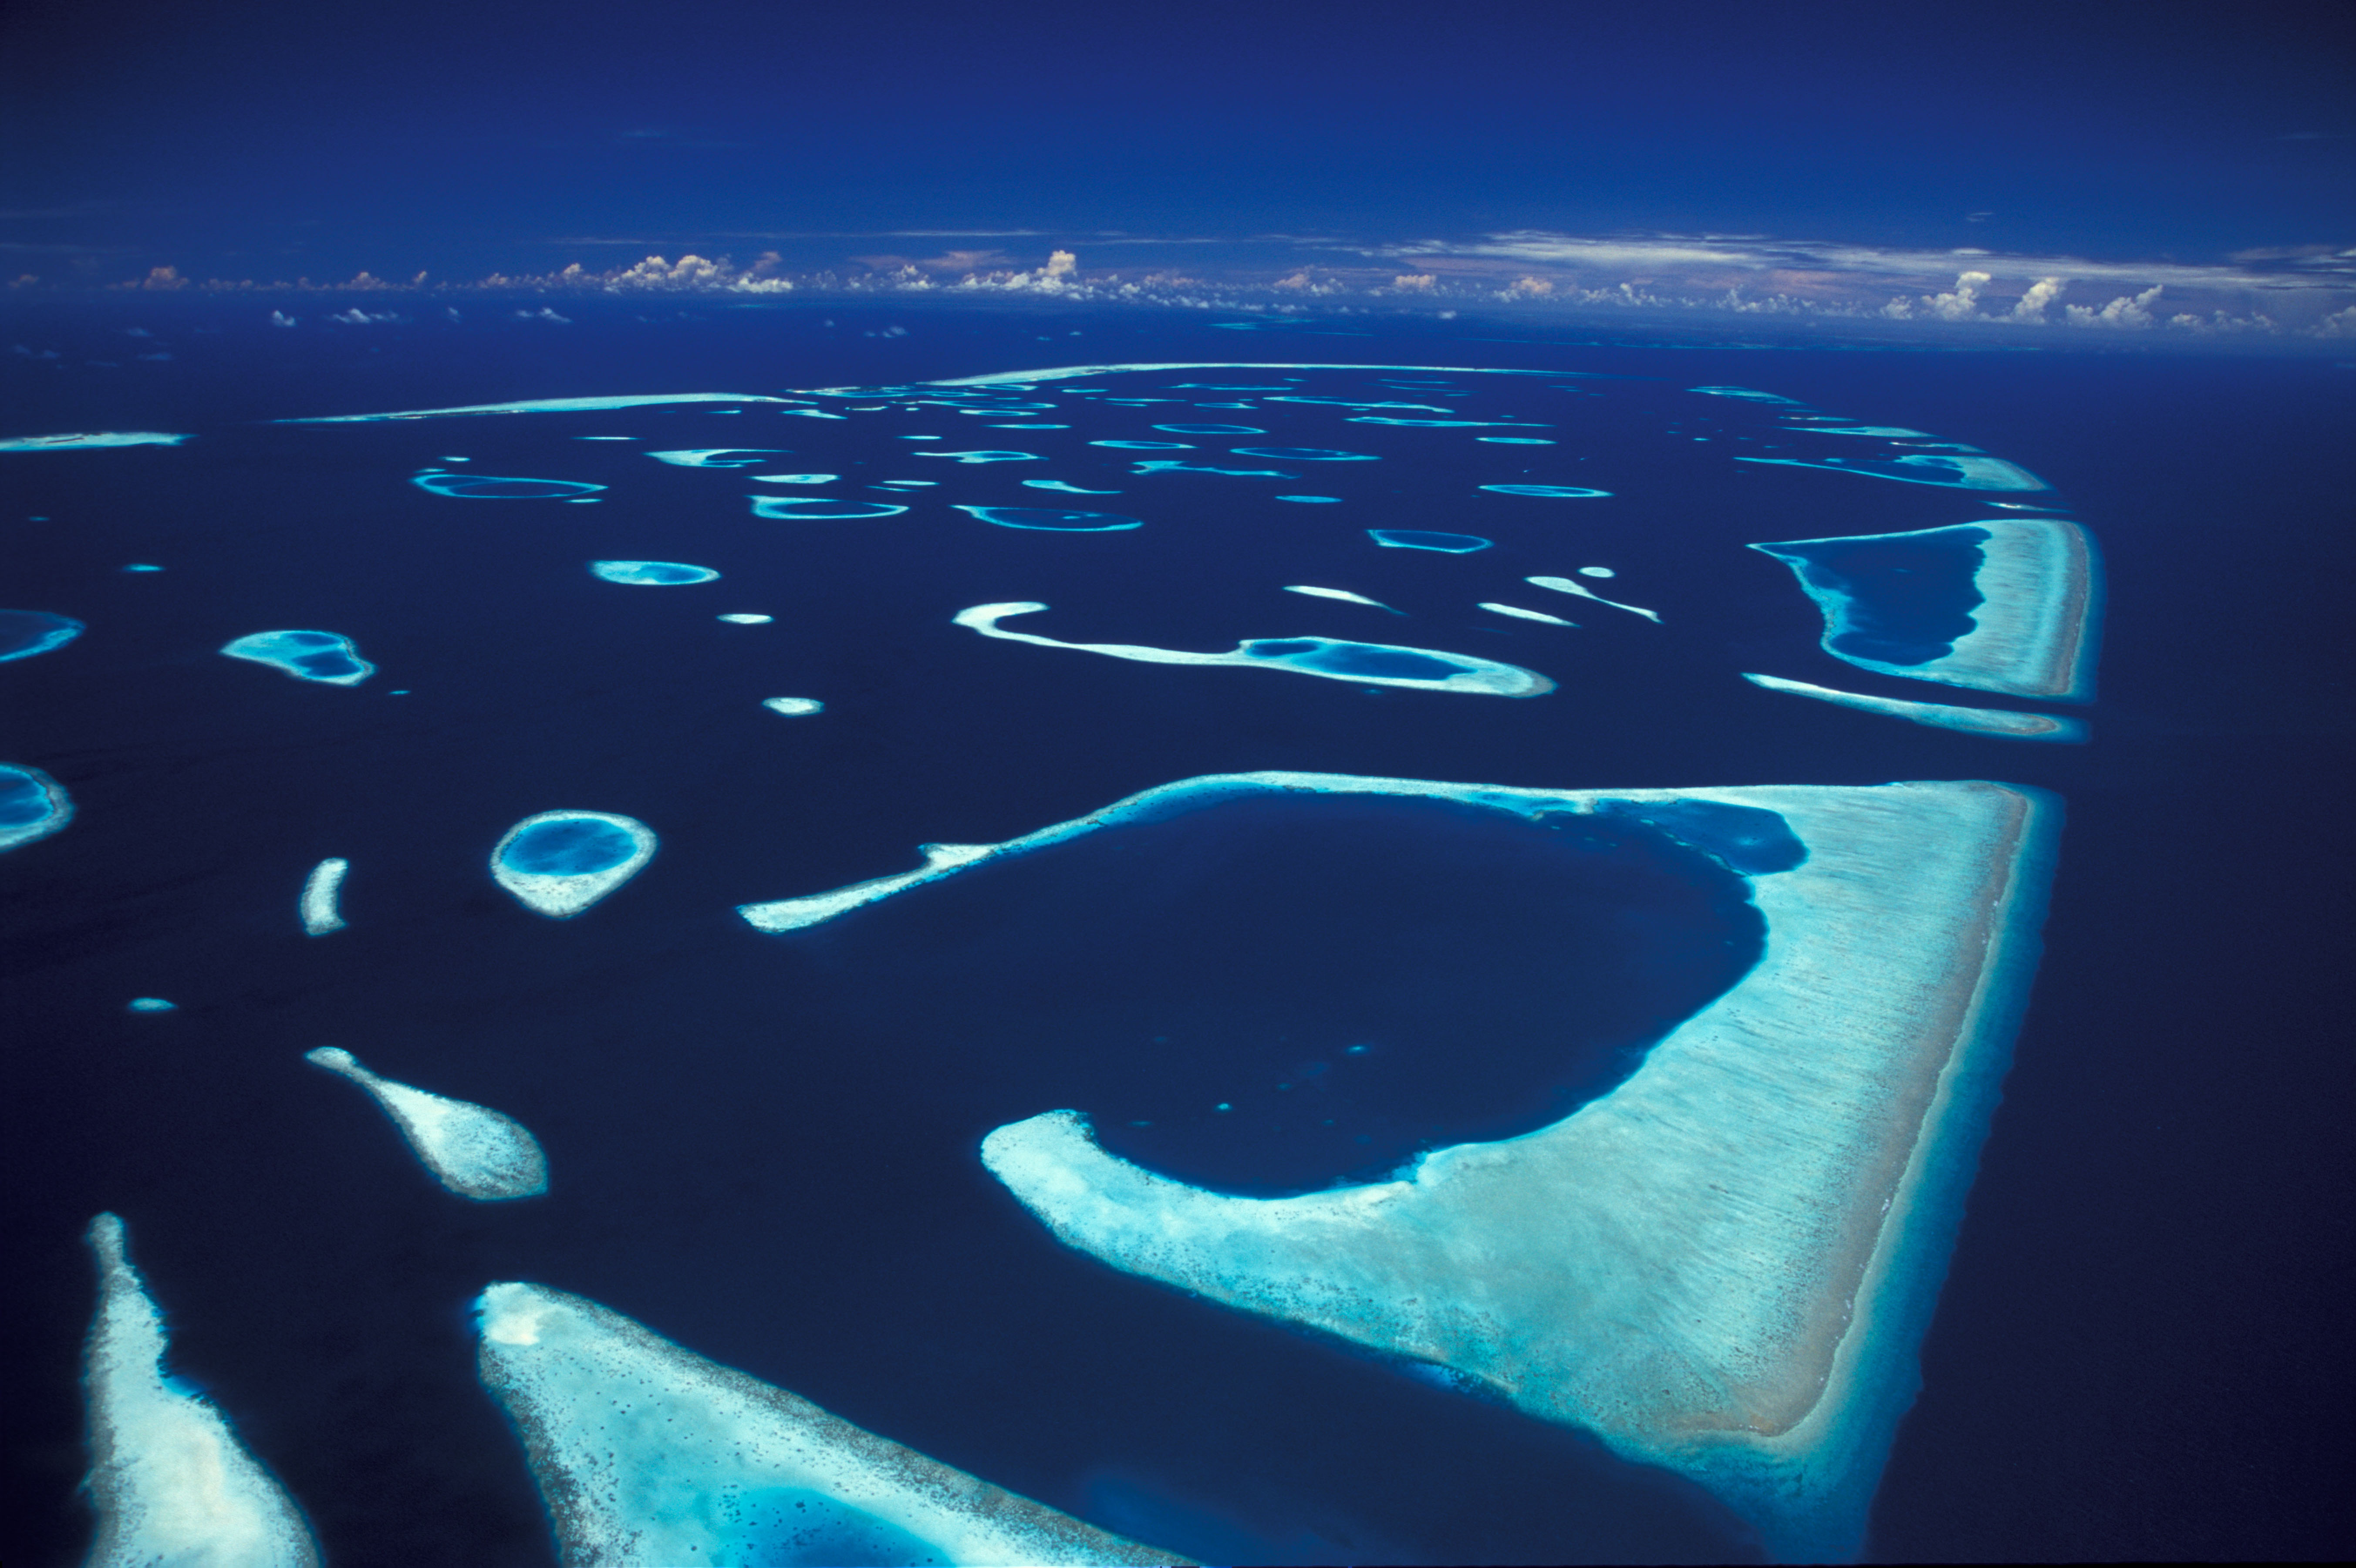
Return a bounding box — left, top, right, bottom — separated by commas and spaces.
3, 298, 2349, 1564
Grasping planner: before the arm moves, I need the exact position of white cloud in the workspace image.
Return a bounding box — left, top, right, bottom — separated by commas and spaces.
1924, 270, 1993, 320
2011, 277, 2066, 321
269, 310, 296, 327
515, 307, 571, 323
329, 307, 398, 324
2066, 285, 2162, 328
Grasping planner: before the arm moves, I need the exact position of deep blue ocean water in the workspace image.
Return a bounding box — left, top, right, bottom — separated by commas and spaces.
3, 300, 2349, 1564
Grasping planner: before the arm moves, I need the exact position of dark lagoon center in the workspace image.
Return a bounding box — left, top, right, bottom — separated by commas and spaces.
775, 789, 1768, 1197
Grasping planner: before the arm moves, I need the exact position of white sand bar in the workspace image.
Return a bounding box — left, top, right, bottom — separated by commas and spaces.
1751, 518, 2101, 700
305, 1047, 548, 1200
474, 1282, 1183, 1566
1745, 673, 2086, 742
870, 769, 2069, 1559
954, 602, 1552, 698
299, 857, 348, 935
281, 394, 794, 422
80, 1214, 321, 1568
0, 431, 189, 450
1526, 574, 1661, 622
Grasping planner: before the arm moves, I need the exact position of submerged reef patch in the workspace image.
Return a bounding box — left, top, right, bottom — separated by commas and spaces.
952, 602, 1552, 698
646, 449, 784, 467
590, 560, 720, 585
952, 505, 1143, 532
0, 610, 85, 661
1743, 673, 2087, 742
284, 394, 793, 422
411, 472, 607, 499
220, 631, 375, 686
1479, 484, 1611, 498
473, 1283, 1181, 1566
80, 1214, 321, 1567
1736, 454, 2049, 491
1369, 529, 1489, 553
0, 762, 73, 851
749, 496, 909, 519
1751, 517, 2100, 700
489, 810, 656, 918
305, 1048, 547, 1200
762, 696, 825, 716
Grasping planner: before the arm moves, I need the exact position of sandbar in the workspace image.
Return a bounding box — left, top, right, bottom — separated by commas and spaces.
1744, 673, 2086, 742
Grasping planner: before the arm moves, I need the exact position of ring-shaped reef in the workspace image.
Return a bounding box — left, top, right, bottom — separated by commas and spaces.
953, 602, 1551, 697
1231, 447, 1378, 461
1480, 483, 1612, 498
411, 473, 606, 499
645, 449, 783, 468
748, 496, 909, 519
489, 810, 657, 919
952, 506, 1142, 532
1749, 519, 2099, 700
769, 769, 2060, 1561
1370, 529, 1489, 553
220, 631, 375, 686
0, 610, 84, 661
0, 762, 73, 851
1091, 439, 1193, 449
1153, 424, 1263, 434
914, 450, 1040, 464
589, 560, 721, 585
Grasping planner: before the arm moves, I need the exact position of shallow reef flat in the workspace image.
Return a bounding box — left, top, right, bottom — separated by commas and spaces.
0, 430, 188, 449
1744, 673, 2086, 742
305, 1047, 548, 1200
953, 602, 1551, 697
219, 630, 375, 685
300, 856, 349, 934
473, 1283, 1183, 1567
1752, 517, 2100, 701
770, 769, 2070, 1559
80, 1214, 320, 1568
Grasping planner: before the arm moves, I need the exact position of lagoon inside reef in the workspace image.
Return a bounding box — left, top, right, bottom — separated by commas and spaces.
3, 298, 2350, 1566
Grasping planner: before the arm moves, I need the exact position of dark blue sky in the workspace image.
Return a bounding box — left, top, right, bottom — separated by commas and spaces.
3, 0, 2351, 335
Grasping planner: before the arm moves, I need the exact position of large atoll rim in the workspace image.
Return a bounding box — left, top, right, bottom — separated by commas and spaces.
837, 769, 2069, 1561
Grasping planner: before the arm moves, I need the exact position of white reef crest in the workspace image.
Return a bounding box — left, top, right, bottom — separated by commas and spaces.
473, 1282, 1182, 1566
1744, 672, 2086, 742
80, 1214, 320, 1568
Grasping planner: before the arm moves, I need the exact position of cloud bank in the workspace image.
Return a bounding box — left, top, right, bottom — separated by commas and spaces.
44, 230, 2356, 347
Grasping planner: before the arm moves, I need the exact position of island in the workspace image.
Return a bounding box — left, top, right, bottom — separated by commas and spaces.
219, 631, 375, 686
305, 1048, 548, 1200
489, 810, 656, 918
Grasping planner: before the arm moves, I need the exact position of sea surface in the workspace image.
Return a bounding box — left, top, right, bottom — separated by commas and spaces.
3, 300, 2349, 1564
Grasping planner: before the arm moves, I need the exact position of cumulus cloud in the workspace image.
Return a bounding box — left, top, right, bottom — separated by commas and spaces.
1924, 270, 1992, 320
329, 307, 398, 324
514, 307, 571, 323
269, 310, 296, 327
2011, 276, 2067, 321
2066, 285, 2162, 328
